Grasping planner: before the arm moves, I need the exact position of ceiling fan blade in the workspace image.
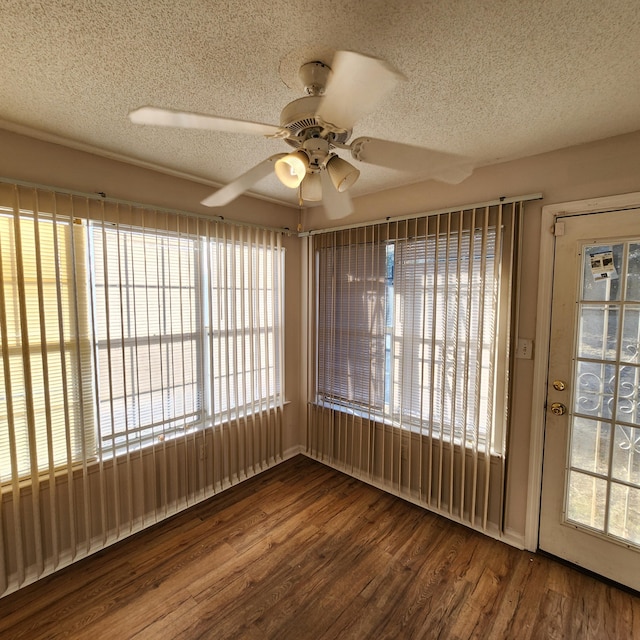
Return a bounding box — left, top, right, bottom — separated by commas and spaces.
317, 51, 403, 131
320, 169, 353, 219
129, 106, 289, 138
201, 154, 286, 207
349, 137, 473, 184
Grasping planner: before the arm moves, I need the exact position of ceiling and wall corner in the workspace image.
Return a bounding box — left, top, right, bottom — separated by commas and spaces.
1, 0, 639, 213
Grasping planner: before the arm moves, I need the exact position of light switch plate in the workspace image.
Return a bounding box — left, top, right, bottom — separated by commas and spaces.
516, 338, 533, 359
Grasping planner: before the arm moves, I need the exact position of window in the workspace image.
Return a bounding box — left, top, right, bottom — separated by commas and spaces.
90, 224, 203, 455
315, 208, 513, 454
0, 186, 284, 482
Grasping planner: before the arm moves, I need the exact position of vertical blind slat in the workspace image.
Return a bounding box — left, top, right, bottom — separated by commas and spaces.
33, 192, 60, 571
427, 214, 441, 506
69, 198, 91, 554
91, 203, 107, 547
0, 187, 24, 585
13, 188, 41, 578
275, 231, 285, 461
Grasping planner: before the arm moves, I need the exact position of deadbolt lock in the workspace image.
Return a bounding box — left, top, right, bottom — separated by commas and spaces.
550, 402, 567, 416
553, 380, 566, 391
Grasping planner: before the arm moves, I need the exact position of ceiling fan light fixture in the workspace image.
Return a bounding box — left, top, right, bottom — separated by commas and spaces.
326, 155, 360, 192
301, 172, 322, 201
274, 150, 309, 188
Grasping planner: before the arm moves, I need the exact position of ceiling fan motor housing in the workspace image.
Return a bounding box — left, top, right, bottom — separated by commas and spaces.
279, 96, 351, 148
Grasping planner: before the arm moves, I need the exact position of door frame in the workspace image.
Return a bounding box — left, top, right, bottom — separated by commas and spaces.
526, 191, 640, 551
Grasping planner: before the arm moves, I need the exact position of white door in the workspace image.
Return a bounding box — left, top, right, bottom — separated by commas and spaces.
539, 207, 640, 591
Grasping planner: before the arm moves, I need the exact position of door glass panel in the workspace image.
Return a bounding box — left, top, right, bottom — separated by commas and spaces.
609, 484, 640, 545
621, 305, 640, 363
574, 360, 616, 420
612, 425, 640, 486
617, 364, 640, 424
582, 244, 624, 302
569, 417, 610, 475
566, 470, 607, 531
567, 240, 640, 547
577, 305, 618, 361
626, 244, 640, 301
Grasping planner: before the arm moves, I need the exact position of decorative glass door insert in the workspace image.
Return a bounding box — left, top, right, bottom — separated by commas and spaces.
567, 241, 640, 546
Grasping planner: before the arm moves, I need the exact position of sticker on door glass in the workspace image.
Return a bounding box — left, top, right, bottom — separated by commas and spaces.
589, 248, 618, 281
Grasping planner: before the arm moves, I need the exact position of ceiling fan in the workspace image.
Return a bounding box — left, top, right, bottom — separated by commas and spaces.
128, 51, 472, 219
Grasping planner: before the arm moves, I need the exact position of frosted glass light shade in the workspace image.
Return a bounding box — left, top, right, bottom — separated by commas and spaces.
274, 151, 309, 188
301, 172, 322, 201
326, 155, 360, 192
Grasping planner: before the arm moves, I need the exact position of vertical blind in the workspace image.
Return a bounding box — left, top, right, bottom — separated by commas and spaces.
0, 181, 284, 595
310, 202, 520, 533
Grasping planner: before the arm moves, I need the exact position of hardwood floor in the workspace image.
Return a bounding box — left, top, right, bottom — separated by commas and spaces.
1, 455, 638, 639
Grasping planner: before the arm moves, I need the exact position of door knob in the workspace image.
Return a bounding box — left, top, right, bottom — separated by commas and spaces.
550, 402, 567, 416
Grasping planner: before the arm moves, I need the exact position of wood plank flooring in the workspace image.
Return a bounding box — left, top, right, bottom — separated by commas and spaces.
1, 455, 639, 639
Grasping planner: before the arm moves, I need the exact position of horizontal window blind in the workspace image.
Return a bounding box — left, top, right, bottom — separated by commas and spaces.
393, 227, 498, 449
0, 181, 284, 596
90, 224, 203, 455
316, 235, 388, 412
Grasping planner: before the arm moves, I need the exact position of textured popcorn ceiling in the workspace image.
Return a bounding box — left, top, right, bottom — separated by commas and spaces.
1, 0, 639, 207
